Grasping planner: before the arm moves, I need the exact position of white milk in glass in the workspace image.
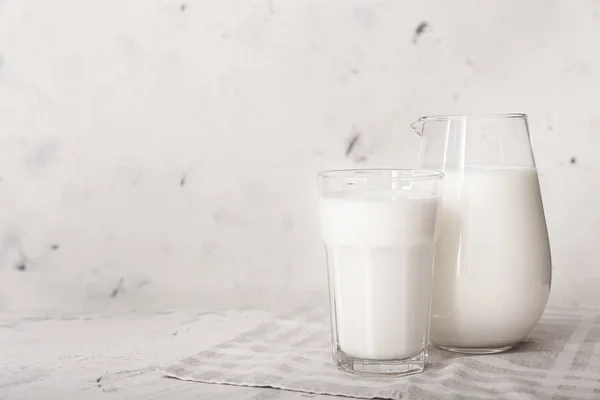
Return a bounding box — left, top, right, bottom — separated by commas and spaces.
320, 191, 438, 360
431, 166, 551, 348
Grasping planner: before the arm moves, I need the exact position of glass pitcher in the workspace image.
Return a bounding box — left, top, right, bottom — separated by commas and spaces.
411, 114, 552, 354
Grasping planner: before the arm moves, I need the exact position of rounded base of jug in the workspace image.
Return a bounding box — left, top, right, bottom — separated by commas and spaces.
436, 344, 515, 355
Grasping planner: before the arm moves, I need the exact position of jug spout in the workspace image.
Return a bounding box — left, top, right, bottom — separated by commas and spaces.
410, 116, 430, 136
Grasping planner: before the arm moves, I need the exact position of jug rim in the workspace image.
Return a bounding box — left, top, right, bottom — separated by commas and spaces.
418, 113, 526, 121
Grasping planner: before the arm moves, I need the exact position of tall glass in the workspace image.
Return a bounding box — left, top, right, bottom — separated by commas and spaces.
411, 114, 552, 354
317, 169, 443, 376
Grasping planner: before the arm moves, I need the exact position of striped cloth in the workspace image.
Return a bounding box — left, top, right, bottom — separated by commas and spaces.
160, 306, 600, 399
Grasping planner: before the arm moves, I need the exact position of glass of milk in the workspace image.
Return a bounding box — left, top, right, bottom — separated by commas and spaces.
411, 114, 552, 354
317, 169, 443, 377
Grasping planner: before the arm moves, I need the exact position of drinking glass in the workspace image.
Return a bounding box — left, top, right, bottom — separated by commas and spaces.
317, 169, 443, 376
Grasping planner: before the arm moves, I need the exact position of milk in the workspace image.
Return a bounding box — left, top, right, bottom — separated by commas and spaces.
431, 166, 551, 349
320, 192, 438, 360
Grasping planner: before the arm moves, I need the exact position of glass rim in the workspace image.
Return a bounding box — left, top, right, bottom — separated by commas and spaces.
418, 113, 527, 122
317, 168, 444, 181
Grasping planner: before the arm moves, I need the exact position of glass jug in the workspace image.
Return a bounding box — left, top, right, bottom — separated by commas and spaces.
411, 114, 551, 354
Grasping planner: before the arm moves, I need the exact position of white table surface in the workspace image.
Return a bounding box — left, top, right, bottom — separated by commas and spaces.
0, 309, 337, 399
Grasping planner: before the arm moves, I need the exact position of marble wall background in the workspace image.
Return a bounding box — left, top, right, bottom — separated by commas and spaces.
0, 0, 598, 311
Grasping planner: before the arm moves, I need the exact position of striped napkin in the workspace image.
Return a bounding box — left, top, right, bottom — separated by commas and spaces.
160, 306, 600, 399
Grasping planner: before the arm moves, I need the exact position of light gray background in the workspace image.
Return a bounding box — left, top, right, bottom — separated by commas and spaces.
0, 0, 597, 311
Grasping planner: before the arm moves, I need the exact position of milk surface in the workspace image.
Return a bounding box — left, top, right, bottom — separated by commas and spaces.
320, 191, 438, 360
431, 166, 551, 348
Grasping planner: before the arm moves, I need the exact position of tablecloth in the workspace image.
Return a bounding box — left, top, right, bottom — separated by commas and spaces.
161, 306, 600, 400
